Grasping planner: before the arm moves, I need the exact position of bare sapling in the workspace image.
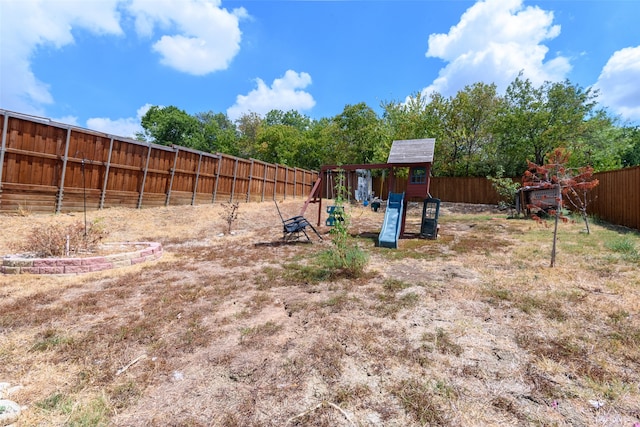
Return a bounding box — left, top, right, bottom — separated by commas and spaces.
219, 202, 240, 234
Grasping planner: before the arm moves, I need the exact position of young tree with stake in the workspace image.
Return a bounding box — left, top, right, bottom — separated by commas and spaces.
523, 148, 599, 267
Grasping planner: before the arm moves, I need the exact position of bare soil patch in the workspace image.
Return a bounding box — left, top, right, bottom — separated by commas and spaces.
1, 200, 639, 426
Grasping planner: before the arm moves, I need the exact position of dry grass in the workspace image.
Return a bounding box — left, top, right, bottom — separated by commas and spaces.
1, 200, 639, 426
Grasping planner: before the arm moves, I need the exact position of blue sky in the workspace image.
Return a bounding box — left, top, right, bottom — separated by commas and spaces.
1, 0, 639, 138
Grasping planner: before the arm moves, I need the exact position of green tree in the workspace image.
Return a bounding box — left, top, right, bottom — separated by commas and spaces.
382, 91, 440, 141
621, 125, 640, 168
569, 111, 627, 171
255, 123, 302, 165
437, 83, 501, 176
264, 109, 311, 131
332, 102, 386, 165
139, 105, 202, 148
257, 109, 316, 166
488, 166, 520, 216
195, 111, 238, 155
494, 75, 598, 176
235, 112, 263, 159
296, 117, 338, 170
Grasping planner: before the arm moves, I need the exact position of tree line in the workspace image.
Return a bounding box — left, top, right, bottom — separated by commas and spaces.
137, 73, 640, 177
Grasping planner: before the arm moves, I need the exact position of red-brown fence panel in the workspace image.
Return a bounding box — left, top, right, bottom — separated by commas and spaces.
102, 139, 148, 209
231, 158, 251, 203
140, 144, 174, 208
248, 160, 265, 202
58, 129, 112, 212
0, 114, 67, 212
168, 148, 201, 206
213, 155, 236, 202
194, 154, 219, 205
591, 166, 640, 230
0, 110, 318, 215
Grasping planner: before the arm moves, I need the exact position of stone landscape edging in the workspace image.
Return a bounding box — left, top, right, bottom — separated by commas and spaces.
1, 242, 163, 275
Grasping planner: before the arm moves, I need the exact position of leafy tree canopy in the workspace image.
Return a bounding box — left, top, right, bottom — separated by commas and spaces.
137, 74, 638, 175
138, 105, 202, 149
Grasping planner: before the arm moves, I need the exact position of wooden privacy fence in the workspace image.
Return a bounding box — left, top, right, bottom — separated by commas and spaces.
589, 166, 640, 231
0, 110, 318, 213
373, 176, 502, 205
376, 171, 640, 231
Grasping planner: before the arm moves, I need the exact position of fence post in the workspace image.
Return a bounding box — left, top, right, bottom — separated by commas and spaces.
0, 114, 8, 196
55, 127, 72, 213
246, 159, 254, 203
212, 153, 222, 203
230, 157, 239, 202
293, 167, 297, 198
191, 152, 203, 206
261, 161, 267, 202
166, 146, 179, 206
284, 166, 288, 200
137, 142, 152, 209
99, 137, 115, 209
273, 164, 278, 200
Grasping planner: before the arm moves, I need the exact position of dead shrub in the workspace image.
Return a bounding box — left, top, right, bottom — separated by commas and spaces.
18, 219, 109, 257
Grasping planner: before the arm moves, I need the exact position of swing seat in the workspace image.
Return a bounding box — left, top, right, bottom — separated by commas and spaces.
325, 206, 344, 226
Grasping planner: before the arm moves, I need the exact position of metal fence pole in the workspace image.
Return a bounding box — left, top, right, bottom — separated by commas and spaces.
212, 154, 222, 203
99, 137, 114, 209
55, 127, 72, 213
191, 152, 203, 206
137, 142, 152, 209
246, 159, 254, 203
166, 146, 179, 206
261, 161, 267, 202
0, 114, 9, 195
230, 157, 239, 202
273, 164, 278, 200
293, 167, 297, 199
284, 166, 288, 200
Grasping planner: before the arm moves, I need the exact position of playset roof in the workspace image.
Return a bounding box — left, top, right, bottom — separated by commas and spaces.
387, 138, 435, 164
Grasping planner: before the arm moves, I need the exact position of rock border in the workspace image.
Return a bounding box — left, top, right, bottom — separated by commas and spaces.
1, 242, 163, 275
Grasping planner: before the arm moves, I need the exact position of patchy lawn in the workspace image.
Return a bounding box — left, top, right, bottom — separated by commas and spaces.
1, 200, 639, 426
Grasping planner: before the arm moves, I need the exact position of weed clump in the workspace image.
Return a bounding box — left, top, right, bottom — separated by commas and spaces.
605, 236, 639, 262
389, 378, 450, 425
18, 219, 108, 257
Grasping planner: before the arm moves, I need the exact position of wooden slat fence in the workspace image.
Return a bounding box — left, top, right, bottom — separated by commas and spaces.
2, 110, 636, 230
590, 166, 640, 231
0, 110, 318, 213
429, 177, 501, 205
373, 176, 502, 205
376, 172, 639, 231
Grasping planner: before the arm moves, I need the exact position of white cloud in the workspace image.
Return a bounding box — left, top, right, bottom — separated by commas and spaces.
52, 116, 80, 127
422, 0, 571, 97
86, 104, 153, 138
0, 0, 246, 118
127, 0, 248, 75
593, 46, 640, 122
226, 70, 316, 121
0, 0, 123, 115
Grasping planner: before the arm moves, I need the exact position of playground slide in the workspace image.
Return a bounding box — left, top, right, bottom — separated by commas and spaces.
378, 192, 404, 249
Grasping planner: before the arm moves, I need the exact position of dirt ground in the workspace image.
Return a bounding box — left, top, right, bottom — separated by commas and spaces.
1, 200, 639, 426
